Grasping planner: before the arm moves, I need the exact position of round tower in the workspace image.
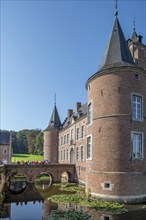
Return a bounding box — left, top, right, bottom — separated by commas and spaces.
43, 104, 61, 163
85, 14, 146, 203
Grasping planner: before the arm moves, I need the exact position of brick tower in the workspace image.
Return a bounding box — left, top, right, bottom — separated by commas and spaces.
43, 103, 61, 163
85, 11, 146, 203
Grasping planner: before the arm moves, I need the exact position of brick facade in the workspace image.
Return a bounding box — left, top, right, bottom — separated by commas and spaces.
44, 14, 146, 203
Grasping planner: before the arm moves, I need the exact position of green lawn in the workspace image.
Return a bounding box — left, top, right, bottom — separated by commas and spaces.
12, 154, 43, 163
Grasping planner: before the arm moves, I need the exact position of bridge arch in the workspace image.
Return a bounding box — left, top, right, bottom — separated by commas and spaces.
3, 164, 77, 185
5, 169, 29, 184
33, 171, 53, 187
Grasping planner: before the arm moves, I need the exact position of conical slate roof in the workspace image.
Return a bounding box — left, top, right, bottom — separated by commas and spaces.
44, 105, 61, 131
131, 30, 138, 43
99, 16, 135, 71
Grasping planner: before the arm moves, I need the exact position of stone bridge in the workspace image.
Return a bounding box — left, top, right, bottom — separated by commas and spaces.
0, 163, 77, 186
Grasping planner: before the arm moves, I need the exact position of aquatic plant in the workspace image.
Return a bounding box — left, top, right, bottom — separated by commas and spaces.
47, 209, 93, 220
48, 193, 126, 214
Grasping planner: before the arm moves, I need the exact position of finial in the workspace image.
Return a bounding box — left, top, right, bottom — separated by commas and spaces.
54, 93, 56, 106
115, 0, 118, 16
133, 15, 136, 31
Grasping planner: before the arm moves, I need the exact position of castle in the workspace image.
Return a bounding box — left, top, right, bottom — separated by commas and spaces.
43, 8, 146, 203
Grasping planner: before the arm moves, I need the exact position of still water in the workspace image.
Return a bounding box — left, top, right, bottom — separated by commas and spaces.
1, 183, 146, 220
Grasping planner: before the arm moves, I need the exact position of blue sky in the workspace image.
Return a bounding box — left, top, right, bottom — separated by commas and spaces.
1, 0, 146, 131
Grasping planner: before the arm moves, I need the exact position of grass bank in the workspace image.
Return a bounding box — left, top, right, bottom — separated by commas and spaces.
11, 154, 43, 163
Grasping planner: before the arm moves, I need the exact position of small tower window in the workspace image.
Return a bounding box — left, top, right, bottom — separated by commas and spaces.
3, 148, 7, 154
134, 73, 140, 80
104, 182, 110, 188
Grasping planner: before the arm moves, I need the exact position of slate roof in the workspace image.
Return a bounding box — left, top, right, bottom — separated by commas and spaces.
62, 103, 87, 129
0, 130, 10, 145
99, 16, 135, 71
131, 30, 138, 43
44, 105, 61, 131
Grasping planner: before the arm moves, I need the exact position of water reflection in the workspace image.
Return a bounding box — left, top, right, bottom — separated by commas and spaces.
35, 172, 52, 190
0, 183, 146, 220
8, 172, 27, 193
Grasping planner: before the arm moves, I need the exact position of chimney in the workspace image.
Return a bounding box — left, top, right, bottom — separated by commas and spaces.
75, 102, 81, 112
67, 109, 73, 118
137, 35, 143, 43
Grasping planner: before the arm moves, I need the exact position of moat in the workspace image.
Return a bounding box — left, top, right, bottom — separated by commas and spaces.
1, 182, 146, 220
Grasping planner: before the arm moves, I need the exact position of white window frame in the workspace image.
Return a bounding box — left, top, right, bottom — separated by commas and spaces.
70, 128, 74, 140
61, 150, 63, 160
64, 149, 66, 160
76, 127, 80, 140
87, 102, 92, 125
76, 147, 79, 161
81, 125, 85, 138
64, 135, 66, 144
87, 134, 92, 160
66, 149, 68, 160
81, 145, 84, 161
67, 133, 69, 143
131, 131, 144, 160
61, 137, 63, 145
131, 93, 143, 121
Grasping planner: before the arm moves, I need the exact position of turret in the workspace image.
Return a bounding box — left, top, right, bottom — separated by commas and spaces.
85, 9, 146, 203
43, 103, 61, 163
127, 29, 146, 70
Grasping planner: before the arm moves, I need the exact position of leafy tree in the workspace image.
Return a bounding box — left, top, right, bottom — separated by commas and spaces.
34, 131, 43, 155
16, 130, 29, 154
1, 129, 43, 155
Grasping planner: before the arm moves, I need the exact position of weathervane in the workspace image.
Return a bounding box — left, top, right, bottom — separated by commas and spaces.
54, 93, 56, 106
133, 15, 136, 31
115, 0, 118, 16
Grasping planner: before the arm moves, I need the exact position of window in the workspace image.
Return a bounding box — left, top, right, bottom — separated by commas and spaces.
71, 129, 74, 140
58, 151, 60, 161
3, 149, 7, 154
66, 149, 68, 160
87, 103, 92, 125
64, 150, 66, 160
87, 135, 92, 159
61, 137, 63, 145
61, 150, 63, 160
64, 135, 66, 144
131, 132, 143, 159
81, 145, 84, 161
76, 147, 79, 161
81, 125, 84, 138
132, 94, 142, 120
104, 182, 110, 188
76, 128, 80, 140
67, 134, 69, 143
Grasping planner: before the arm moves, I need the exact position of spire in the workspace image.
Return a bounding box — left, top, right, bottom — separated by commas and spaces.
99, 16, 135, 71
44, 98, 61, 131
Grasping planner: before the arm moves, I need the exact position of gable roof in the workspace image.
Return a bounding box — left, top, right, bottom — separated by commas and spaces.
99, 16, 135, 71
